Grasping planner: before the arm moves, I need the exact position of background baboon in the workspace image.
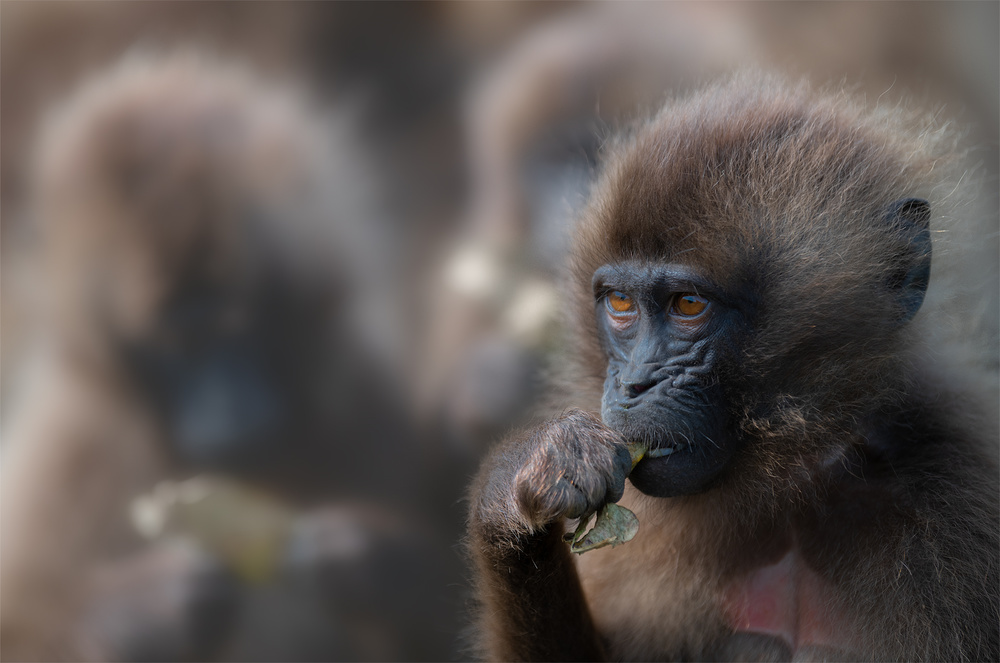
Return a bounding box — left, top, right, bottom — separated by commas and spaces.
468, 74, 999, 661
0, 51, 454, 661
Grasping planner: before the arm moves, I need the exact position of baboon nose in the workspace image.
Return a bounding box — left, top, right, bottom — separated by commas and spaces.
622, 378, 656, 398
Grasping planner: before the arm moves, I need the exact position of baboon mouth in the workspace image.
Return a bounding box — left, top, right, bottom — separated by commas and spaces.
646, 441, 690, 458
629, 437, 732, 497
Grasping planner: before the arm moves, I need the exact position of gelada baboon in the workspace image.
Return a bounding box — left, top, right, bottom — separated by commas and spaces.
468, 74, 999, 661
0, 51, 409, 660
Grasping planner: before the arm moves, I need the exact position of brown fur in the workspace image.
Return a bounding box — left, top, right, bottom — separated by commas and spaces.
468, 73, 999, 661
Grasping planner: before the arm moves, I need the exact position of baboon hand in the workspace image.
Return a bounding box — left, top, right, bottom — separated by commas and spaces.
473, 409, 632, 539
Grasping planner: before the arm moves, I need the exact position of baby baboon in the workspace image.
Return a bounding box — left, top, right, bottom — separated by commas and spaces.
468, 74, 999, 661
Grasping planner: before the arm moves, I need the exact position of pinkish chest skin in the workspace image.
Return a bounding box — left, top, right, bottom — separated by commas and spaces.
722, 547, 857, 654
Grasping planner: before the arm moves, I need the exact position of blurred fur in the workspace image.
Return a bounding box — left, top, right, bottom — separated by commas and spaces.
29, 50, 381, 365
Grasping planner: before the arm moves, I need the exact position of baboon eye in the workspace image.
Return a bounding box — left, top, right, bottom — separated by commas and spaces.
606, 291, 636, 314
671, 293, 709, 318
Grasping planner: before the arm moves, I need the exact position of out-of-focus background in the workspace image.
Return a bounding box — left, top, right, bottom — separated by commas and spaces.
1, 2, 996, 660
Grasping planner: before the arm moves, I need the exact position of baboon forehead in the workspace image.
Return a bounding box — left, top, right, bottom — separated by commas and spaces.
575, 81, 936, 286
576, 186, 898, 298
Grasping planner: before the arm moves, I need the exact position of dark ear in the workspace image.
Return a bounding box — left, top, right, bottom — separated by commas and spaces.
885, 197, 931, 323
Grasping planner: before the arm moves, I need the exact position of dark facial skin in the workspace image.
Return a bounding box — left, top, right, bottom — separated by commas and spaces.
592, 262, 749, 496
121, 272, 332, 473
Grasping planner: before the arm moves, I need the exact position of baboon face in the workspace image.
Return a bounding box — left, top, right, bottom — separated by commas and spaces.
572, 92, 933, 497
121, 250, 335, 470
587, 200, 929, 498
592, 261, 747, 496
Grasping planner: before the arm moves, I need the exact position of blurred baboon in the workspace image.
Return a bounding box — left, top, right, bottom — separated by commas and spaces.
0, 51, 426, 661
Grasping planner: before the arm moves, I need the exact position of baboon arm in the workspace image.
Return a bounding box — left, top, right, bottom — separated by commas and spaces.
471, 525, 605, 661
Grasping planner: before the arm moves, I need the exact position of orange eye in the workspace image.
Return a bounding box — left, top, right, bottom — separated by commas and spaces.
606, 291, 635, 314
672, 293, 708, 317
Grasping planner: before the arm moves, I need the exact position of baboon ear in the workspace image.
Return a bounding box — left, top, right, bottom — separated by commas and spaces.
885, 198, 931, 323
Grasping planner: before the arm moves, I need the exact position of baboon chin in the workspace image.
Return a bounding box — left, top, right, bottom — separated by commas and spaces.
468, 73, 999, 662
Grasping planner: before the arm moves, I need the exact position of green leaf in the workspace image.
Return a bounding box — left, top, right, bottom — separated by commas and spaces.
570, 502, 640, 554
567, 440, 647, 555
